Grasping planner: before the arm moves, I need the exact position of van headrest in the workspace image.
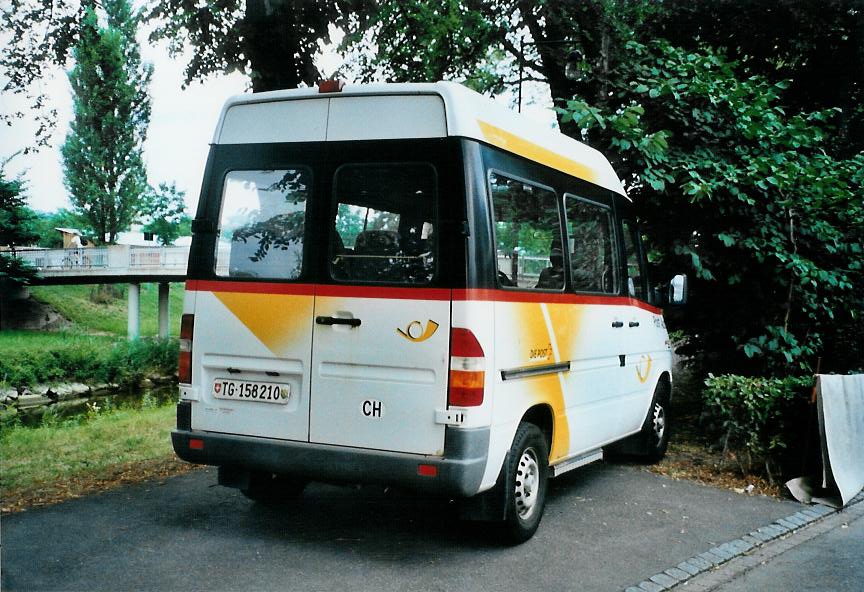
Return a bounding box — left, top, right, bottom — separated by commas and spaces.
354, 230, 400, 254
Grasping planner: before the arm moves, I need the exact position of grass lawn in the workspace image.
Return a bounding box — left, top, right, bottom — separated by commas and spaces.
0, 331, 117, 355
30, 283, 185, 337
0, 402, 192, 512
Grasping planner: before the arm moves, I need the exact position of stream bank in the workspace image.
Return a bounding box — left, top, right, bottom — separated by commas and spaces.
0, 376, 177, 425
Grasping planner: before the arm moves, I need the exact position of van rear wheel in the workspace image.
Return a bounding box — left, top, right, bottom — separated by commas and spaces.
241, 472, 306, 504
499, 422, 549, 544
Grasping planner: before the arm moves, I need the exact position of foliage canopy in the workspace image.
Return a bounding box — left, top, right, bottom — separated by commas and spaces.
559, 40, 863, 375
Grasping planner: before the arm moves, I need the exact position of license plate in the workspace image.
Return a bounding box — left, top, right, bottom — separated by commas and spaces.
212, 378, 290, 404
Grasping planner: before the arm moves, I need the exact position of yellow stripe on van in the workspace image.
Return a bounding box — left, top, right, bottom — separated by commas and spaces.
477, 120, 599, 184
516, 302, 571, 461
213, 292, 313, 357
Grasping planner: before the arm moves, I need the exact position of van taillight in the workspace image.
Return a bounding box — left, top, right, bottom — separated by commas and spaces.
448, 328, 485, 407
179, 314, 194, 384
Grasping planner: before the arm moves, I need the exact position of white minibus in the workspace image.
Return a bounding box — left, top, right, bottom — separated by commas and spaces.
173, 81, 686, 543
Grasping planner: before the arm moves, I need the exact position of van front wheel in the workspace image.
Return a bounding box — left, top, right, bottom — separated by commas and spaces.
500, 422, 549, 544
241, 472, 306, 504
641, 384, 671, 463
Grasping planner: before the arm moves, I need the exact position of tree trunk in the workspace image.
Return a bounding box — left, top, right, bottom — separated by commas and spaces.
243, 0, 321, 92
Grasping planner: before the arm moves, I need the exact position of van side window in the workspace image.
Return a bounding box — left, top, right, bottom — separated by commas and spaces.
490, 172, 563, 290
215, 168, 310, 280
564, 196, 617, 294
623, 220, 648, 300
330, 163, 436, 284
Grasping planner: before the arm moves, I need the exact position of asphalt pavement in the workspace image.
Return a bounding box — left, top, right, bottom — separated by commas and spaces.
1, 461, 809, 591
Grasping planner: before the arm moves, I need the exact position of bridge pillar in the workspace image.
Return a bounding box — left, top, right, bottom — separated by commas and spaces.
158, 282, 170, 339
127, 283, 140, 340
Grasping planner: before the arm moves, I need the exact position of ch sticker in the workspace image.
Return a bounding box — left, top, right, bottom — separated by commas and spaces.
636, 354, 653, 384
397, 320, 439, 342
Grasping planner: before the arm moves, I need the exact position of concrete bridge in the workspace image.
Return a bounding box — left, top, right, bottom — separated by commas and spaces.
11, 245, 189, 339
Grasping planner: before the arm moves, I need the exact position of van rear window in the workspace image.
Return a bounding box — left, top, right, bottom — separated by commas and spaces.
330, 163, 437, 284
215, 169, 310, 280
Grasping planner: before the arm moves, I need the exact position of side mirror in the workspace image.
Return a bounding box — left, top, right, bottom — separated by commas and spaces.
669, 274, 688, 305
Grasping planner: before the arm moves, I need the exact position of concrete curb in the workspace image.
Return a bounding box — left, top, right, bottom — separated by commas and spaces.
624, 490, 864, 592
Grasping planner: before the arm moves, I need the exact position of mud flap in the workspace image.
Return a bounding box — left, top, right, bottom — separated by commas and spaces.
606, 430, 651, 456
457, 460, 508, 522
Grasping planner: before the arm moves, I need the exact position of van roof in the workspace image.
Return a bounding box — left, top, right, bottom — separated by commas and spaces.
213, 81, 628, 198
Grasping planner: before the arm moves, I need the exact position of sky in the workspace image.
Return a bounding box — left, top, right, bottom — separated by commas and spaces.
1, 22, 556, 217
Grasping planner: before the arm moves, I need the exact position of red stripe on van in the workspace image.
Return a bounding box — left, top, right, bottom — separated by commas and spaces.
452, 289, 662, 315
185, 280, 661, 314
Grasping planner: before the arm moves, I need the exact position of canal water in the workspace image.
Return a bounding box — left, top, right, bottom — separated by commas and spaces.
17, 384, 178, 427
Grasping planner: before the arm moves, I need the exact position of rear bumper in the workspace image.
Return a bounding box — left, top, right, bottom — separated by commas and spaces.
172, 420, 489, 498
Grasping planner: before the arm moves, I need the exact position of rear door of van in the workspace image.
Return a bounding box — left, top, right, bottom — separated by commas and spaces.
191, 164, 318, 442
308, 160, 452, 456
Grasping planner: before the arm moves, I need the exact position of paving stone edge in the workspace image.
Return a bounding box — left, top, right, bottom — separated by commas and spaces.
623, 490, 864, 592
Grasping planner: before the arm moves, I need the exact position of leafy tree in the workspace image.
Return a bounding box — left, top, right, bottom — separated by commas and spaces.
655, 0, 864, 156
556, 40, 864, 375
342, 0, 661, 131
347, 0, 862, 150
141, 182, 191, 245
0, 167, 39, 285
341, 0, 498, 87
61, 0, 152, 244
147, 0, 371, 92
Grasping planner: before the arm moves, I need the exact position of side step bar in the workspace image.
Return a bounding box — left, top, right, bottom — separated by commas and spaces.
550, 449, 603, 478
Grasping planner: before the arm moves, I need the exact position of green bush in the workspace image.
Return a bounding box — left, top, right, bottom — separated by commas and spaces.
0, 336, 177, 388
702, 374, 813, 482
103, 338, 178, 386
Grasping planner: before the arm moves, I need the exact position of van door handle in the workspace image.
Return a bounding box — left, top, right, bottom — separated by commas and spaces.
316, 316, 361, 327
629, 321, 640, 327
611, 321, 624, 328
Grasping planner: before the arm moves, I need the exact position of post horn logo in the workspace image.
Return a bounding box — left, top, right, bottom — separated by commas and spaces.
636, 354, 653, 384
397, 320, 440, 342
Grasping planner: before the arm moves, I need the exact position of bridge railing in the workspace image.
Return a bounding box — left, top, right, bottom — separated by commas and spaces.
14, 247, 110, 270
10, 245, 190, 276
129, 246, 189, 268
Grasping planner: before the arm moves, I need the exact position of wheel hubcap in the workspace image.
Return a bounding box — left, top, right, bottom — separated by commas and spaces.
514, 447, 540, 520
652, 403, 666, 442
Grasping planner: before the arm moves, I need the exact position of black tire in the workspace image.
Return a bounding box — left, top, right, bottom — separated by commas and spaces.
241, 472, 306, 504
640, 383, 671, 463
499, 422, 549, 544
